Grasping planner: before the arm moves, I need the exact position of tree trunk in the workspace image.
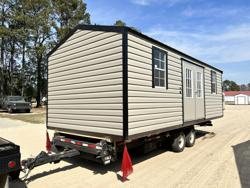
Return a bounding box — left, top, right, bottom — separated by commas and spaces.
21, 42, 25, 96
0, 5, 5, 98
36, 56, 42, 107
0, 43, 3, 98
9, 42, 15, 96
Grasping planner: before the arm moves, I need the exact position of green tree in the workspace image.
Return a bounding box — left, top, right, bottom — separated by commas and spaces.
22, 0, 53, 107
223, 80, 240, 91
114, 19, 140, 32
51, 0, 91, 41
114, 20, 126, 27
1, 0, 21, 95
15, 0, 32, 96
240, 84, 247, 91
0, 0, 91, 106
247, 83, 250, 90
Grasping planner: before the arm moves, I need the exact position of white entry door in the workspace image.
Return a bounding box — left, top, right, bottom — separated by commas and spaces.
183, 60, 205, 122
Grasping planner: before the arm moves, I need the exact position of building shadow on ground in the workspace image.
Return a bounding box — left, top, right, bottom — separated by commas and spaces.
232, 140, 250, 188
10, 129, 211, 185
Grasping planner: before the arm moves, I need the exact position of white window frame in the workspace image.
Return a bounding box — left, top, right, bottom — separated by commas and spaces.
196, 72, 203, 98
211, 71, 217, 94
186, 68, 193, 98
153, 48, 167, 88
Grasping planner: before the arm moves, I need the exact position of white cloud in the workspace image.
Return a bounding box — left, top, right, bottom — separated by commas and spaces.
182, 6, 249, 18
131, 0, 185, 6
131, 0, 152, 5
146, 24, 250, 64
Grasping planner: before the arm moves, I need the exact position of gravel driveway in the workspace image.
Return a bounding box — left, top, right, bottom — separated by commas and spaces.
1, 105, 250, 188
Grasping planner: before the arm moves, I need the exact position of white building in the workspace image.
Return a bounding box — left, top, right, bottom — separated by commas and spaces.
224, 91, 250, 105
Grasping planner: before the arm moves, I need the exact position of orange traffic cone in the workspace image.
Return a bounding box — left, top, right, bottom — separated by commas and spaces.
121, 144, 133, 181
46, 131, 52, 152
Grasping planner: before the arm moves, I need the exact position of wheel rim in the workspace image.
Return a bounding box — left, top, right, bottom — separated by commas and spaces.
189, 132, 195, 144
179, 136, 185, 148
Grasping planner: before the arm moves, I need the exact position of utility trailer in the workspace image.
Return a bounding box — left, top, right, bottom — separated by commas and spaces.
0, 137, 21, 187
47, 25, 223, 165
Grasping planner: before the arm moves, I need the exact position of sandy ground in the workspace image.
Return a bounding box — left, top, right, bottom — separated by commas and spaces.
0, 105, 250, 188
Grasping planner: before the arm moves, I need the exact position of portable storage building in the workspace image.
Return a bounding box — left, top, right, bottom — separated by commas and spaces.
47, 25, 223, 142
224, 91, 250, 105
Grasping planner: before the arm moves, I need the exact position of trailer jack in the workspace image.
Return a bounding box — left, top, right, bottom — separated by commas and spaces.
21, 149, 80, 179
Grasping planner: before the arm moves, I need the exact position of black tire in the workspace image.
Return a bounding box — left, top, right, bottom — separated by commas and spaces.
185, 128, 196, 147
26, 109, 30, 113
9, 170, 20, 180
7, 106, 13, 113
171, 132, 185, 152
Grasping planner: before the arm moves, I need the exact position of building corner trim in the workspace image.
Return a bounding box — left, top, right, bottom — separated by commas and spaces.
122, 30, 128, 140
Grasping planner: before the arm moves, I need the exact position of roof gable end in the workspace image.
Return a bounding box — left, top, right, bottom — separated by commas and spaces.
47, 24, 222, 73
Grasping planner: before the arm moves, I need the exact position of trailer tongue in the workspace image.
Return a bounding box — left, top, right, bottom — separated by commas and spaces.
21, 149, 80, 172
0, 136, 81, 185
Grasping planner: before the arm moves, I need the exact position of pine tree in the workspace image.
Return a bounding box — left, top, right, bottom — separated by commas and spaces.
0, 0, 91, 105
51, 0, 91, 41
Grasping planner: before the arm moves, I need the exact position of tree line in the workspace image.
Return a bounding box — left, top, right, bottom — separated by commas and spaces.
0, 0, 90, 107
2, 1, 245, 106
223, 80, 250, 91
0, 0, 134, 107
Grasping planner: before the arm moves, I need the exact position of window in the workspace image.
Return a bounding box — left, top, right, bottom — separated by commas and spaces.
186, 68, 192, 97
152, 47, 167, 88
211, 71, 217, 94
197, 72, 202, 97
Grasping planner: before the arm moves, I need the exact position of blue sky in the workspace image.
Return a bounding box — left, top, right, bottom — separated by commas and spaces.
85, 0, 250, 84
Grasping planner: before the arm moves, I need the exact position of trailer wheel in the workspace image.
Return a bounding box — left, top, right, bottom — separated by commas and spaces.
171, 132, 185, 152
185, 128, 196, 147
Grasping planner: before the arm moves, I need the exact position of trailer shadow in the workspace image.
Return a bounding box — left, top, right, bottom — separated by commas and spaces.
64, 147, 167, 182
9, 164, 78, 187
9, 179, 27, 188
26, 164, 78, 183
195, 129, 215, 140
232, 140, 250, 188
63, 129, 211, 181
10, 129, 212, 185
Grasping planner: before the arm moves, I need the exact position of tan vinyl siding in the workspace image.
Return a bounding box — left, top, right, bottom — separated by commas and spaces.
204, 68, 223, 118
48, 29, 123, 136
127, 33, 183, 136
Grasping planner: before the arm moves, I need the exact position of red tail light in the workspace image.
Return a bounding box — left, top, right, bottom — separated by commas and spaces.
65, 139, 71, 143
76, 141, 82, 146
88, 144, 96, 149
8, 161, 16, 168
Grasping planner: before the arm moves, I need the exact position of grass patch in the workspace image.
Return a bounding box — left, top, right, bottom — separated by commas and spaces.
0, 112, 45, 124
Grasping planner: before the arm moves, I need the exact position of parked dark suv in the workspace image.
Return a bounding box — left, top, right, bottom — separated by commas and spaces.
2, 96, 32, 113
